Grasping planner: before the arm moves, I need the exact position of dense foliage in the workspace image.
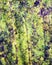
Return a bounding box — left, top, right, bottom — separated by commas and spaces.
0, 0, 52, 65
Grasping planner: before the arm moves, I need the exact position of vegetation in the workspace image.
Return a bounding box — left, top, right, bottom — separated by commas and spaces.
0, 0, 52, 65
